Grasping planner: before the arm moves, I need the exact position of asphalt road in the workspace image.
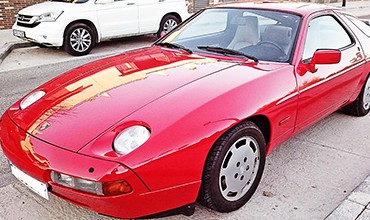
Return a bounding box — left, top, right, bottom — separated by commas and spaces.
0, 40, 370, 219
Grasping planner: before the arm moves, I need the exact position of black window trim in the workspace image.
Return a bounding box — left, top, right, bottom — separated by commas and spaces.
301, 12, 356, 63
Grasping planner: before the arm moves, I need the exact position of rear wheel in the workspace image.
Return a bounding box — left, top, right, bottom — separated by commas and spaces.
157, 15, 180, 38
64, 23, 96, 56
342, 74, 370, 116
199, 121, 266, 212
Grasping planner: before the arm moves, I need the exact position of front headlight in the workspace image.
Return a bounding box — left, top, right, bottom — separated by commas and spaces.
36, 11, 63, 22
20, 90, 46, 110
113, 125, 151, 155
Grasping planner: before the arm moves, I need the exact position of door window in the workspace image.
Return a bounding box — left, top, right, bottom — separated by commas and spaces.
302, 15, 352, 61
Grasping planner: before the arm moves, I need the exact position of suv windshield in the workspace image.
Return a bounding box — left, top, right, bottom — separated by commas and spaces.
50, 0, 89, 3
161, 8, 301, 63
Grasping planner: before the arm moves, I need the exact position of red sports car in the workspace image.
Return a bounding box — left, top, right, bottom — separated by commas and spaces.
1, 2, 370, 218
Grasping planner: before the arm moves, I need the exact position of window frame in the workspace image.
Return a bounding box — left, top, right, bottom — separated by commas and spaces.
301, 13, 356, 63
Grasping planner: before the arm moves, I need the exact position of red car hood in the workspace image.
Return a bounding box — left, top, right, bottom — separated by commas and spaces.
7, 47, 246, 152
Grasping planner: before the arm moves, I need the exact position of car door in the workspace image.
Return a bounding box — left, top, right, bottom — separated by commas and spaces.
137, 0, 163, 33
294, 13, 365, 132
96, 0, 139, 39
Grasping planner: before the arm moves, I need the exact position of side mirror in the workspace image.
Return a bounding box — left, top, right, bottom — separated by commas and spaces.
298, 49, 341, 75
311, 49, 341, 65
95, 0, 114, 4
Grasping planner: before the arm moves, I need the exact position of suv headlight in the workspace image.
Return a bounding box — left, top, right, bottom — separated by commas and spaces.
20, 90, 46, 110
36, 11, 63, 22
113, 125, 151, 155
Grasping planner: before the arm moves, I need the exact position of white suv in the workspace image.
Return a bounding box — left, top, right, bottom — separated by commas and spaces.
12, 0, 189, 56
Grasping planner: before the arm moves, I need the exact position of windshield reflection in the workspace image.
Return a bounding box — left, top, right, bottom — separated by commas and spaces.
162, 8, 301, 63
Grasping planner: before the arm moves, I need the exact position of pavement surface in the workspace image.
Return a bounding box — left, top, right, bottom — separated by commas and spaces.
0, 1, 370, 220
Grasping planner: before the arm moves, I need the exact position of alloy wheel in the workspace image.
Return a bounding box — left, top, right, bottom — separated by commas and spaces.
70, 28, 92, 53
163, 19, 178, 33
219, 136, 261, 202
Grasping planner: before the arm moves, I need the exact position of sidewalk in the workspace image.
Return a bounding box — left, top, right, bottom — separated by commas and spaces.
331, 0, 370, 17
326, 175, 370, 220
0, 30, 32, 64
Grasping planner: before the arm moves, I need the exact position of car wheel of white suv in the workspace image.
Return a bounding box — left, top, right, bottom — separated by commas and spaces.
64, 23, 96, 56
157, 15, 180, 38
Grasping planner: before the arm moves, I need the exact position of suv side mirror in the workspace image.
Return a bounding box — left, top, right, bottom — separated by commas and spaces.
298, 49, 341, 75
96, 0, 114, 4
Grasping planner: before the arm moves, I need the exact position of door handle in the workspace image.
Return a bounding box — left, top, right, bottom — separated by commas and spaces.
127, 2, 135, 5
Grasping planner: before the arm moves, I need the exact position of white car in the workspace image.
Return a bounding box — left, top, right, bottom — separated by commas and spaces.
12, 0, 189, 56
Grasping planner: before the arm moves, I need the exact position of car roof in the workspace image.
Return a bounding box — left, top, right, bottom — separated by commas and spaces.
213, 2, 336, 16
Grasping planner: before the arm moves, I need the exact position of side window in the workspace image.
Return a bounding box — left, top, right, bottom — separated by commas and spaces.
302, 15, 352, 61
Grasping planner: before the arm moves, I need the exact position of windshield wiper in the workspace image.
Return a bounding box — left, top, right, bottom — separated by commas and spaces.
155, 42, 192, 54
197, 46, 258, 62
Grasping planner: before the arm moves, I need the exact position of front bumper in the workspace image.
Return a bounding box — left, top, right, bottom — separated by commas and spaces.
12, 21, 64, 47
0, 113, 199, 218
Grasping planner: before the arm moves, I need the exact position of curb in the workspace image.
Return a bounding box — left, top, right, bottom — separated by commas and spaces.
0, 41, 34, 64
325, 175, 370, 220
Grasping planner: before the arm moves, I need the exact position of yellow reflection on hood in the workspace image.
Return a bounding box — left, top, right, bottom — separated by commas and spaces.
26, 57, 217, 137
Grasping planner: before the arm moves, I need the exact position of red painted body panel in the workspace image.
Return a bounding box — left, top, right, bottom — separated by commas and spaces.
292, 10, 367, 133
215, 2, 333, 16
1, 3, 369, 218
7, 47, 238, 152
80, 62, 298, 190
0, 113, 200, 218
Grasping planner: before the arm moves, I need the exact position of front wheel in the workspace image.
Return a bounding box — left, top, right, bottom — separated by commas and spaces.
199, 121, 266, 212
64, 23, 96, 56
342, 74, 370, 116
157, 15, 180, 38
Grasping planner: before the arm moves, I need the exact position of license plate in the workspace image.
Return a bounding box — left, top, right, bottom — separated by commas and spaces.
10, 162, 49, 200
13, 29, 25, 38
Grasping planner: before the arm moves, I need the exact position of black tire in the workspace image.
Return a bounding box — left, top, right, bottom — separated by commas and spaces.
342, 74, 370, 116
64, 23, 96, 56
199, 121, 266, 212
157, 15, 180, 38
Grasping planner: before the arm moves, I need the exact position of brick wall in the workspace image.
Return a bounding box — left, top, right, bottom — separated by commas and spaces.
0, 0, 45, 29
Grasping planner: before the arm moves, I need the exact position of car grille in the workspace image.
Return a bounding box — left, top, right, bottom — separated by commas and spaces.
16, 14, 40, 28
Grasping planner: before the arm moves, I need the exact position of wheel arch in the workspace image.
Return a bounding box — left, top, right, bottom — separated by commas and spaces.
197, 114, 269, 210
160, 12, 182, 26
348, 70, 370, 103
201, 114, 271, 167
244, 115, 271, 150
63, 19, 99, 44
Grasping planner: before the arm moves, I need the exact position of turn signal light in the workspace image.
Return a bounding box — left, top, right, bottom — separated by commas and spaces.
103, 180, 132, 196
51, 171, 132, 196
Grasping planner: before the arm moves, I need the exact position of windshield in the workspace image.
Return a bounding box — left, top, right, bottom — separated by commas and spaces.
161, 8, 301, 62
50, 0, 89, 3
